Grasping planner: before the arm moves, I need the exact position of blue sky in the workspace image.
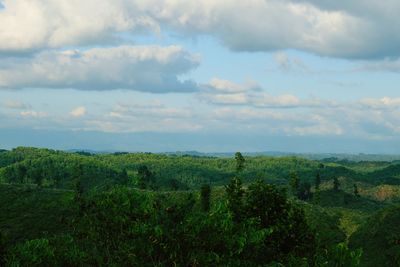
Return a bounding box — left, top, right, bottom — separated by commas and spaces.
1, 0, 400, 153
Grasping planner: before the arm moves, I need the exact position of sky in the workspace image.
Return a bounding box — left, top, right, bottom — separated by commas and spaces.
1, 0, 400, 153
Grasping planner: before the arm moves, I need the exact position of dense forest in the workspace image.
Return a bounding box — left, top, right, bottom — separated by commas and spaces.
0, 147, 399, 266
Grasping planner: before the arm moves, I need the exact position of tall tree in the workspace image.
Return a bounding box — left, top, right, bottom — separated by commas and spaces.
313, 189, 321, 204
16, 164, 27, 183
235, 152, 245, 173
169, 178, 179, 191
74, 179, 84, 200
289, 171, 299, 195
297, 182, 312, 200
315, 172, 321, 190
200, 184, 211, 212
0, 231, 6, 266
353, 184, 359, 197
333, 177, 340, 192
244, 180, 316, 262
225, 176, 244, 221
118, 169, 129, 186
137, 165, 152, 189
30, 167, 43, 188
73, 163, 83, 182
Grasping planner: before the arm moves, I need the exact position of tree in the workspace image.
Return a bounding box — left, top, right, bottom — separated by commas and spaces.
289, 171, 299, 195
30, 168, 43, 188
333, 177, 340, 192
225, 176, 244, 221
297, 182, 312, 200
235, 152, 245, 173
314, 243, 362, 267
75, 179, 83, 202
313, 189, 321, 204
137, 165, 152, 189
73, 164, 84, 202
245, 180, 289, 227
168, 178, 179, 191
16, 164, 27, 183
118, 169, 129, 186
73, 163, 83, 183
0, 231, 6, 266
315, 172, 321, 190
243, 180, 316, 262
200, 184, 211, 212
353, 184, 359, 197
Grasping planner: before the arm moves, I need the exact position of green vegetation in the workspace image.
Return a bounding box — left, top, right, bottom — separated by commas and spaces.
0, 184, 74, 245
200, 184, 211, 212
350, 205, 400, 266
0, 147, 400, 266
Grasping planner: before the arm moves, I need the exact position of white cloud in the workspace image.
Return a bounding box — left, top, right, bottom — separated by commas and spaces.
359, 97, 400, 109
0, 45, 199, 92
20, 110, 47, 118
70, 106, 87, 117
1, 93, 400, 139
203, 92, 303, 107
143, 0, 400, 58
1, 0, 400, 59
85, 102, 201, 133
291, 123, 344, 136
200, 79, 306, 108
2, 100, 31, 109
291, 114, 344, 136
0, 0, 159, 53
206, 78, 261, 94
110, 102, 192, 119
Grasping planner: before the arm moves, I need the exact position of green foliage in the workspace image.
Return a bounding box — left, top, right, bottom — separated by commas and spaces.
245, 181, 288, 227
3, 183, 331, 266
316, 189, 384, 212
118, 168, 129, 186
225, 176, 245, 222
289, 171, 312, 200
302, 204, 346, 249
2, 146, 400, 191
297, 181, 312, 200
333, 177, 341, 191
314, 243, 363, 267
200, 184, 211, 212
290, 171, 300, 194
243, 180, 316, 262
315, 172, 321, 190
70, 183, 319, 265
6, 238, 57, 266
349, 204, 400, 267
353, 184, 359, 197
235, 152, 245, 173
1, 147, 399, 266
0, 156, 126, 191
0, 184, 74, 245
313, 189, 321, 204
137, 165, 153, 189
5, 235, 85, 267
0, 231, 6, 266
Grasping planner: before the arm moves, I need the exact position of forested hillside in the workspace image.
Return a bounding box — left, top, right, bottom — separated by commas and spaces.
0, 147, 399, 266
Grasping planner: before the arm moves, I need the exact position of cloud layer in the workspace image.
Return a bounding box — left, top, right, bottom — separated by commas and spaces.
2, 89, 400, 141
0, 45, 199, 92
1, 0, 399, 152
1, 0, 400, 58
